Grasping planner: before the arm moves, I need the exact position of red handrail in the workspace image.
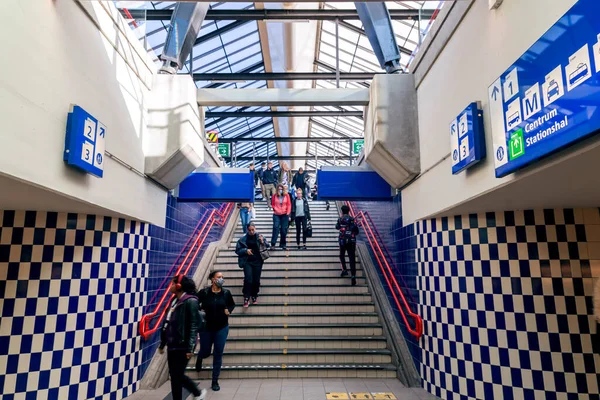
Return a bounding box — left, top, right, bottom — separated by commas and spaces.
343, 201, 423, 340
139, 202, 234, 340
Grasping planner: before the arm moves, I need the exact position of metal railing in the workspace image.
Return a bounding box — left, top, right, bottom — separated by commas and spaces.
139, 202, 234, 340
344, 201, 423, 339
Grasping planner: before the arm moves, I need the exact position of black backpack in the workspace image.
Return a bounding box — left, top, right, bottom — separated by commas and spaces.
338, 216, 358, 245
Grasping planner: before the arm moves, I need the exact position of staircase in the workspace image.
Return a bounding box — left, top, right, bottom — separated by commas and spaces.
190, 200, 396, 379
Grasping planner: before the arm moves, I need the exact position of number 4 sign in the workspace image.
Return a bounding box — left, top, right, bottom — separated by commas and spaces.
64, 105, 107, 178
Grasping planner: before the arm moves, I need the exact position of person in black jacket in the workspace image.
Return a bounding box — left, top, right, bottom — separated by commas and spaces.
236, 222, 269, 308
195, 270, 235, 392
159, 275, 207, 400
336, 205, 360, 286
262, 162, 278, 209
291, 187, 311, 249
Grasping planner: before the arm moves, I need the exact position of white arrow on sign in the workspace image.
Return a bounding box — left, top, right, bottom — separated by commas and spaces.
488, 78, 508, 169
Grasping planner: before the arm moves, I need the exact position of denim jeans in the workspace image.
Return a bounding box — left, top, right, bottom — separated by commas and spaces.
198, 325, 230, 382
240, 207, 251, 233
271, 214, 289, 248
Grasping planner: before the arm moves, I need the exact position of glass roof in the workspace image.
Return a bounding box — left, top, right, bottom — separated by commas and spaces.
117, 1, 443, 169
117, 1, 277, 168
306, 1, 442, 170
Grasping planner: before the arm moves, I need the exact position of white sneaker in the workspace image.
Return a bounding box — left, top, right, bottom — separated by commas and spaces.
194, 388, 208, 399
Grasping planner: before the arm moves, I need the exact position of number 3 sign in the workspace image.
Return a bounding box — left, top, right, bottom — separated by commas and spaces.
64, 105, 107, 178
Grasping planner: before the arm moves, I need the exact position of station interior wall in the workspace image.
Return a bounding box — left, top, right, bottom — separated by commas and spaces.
401, 0, 600, 225
0, 196, 225, 399
0, 0, 167, 226
358, 196, 600, 399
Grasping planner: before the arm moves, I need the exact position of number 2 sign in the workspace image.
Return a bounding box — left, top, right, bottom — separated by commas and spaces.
64, 105, 107, 178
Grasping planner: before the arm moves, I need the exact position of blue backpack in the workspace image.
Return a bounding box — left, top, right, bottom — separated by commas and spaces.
338, 216, 358, 245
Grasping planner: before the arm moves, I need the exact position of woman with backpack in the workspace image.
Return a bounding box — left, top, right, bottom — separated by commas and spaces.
336, 205, 360, 286
195, 270, 235, 392
291, 187, 311, 250
159, 275, 207, 400
236, 222, 270, 308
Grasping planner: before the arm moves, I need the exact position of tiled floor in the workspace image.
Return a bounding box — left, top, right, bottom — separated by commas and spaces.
125, 379, 439, 400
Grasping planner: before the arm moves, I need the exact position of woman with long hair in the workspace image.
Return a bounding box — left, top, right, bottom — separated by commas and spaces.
195, 270, 235, 392
159, 275, 207, 400
271, 183, 291, 250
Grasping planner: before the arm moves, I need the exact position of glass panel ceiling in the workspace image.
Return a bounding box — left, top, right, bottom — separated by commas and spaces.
116, 1, 442, 170
115, 1, 277, 168
307, 1, 442, 169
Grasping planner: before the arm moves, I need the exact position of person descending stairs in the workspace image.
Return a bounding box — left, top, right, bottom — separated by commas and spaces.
189, 201, 396, 379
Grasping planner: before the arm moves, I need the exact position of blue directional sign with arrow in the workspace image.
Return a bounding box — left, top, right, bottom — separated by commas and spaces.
488, 0, 600, 178
64, 105, 107, 178
450, 102, 486, 175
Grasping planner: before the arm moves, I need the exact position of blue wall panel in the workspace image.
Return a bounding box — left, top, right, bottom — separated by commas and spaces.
318, 170, 392, 201
178, 171, 255, 202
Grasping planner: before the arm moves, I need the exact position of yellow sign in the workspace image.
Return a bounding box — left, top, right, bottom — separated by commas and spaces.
350, 393, 373, 399
326, 393, 349, 400
207, 130, 218, 143
372, 393, 397, 400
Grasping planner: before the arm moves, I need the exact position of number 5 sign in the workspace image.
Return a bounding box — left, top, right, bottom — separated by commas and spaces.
64, 105, 107, 178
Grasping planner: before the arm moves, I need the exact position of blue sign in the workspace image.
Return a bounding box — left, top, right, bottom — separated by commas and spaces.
316, 167, 392, 201
178, 169, 255, 202
64, 105, 106, 178
450, 102, 486, 174
489, 0, 600, 178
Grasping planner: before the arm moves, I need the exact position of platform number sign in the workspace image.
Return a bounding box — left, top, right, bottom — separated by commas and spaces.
488, 0, 600, 177
64, 105, 106, 178
450, 102, 486, 175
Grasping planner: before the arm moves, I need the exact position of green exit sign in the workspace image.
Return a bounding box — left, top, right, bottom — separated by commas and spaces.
217, 143, 230, 157
352, 139, 364, 155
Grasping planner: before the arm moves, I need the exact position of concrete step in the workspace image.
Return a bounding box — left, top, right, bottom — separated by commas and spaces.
225, 303, 375, 314
228, 241, 340, 248
229, 312, 379, 325
225, 335, 387, 350
221, 269, 364, 278
225, 284, 368, 294
218, 249, 345, 258
188, 363, 396, 379
196, 349, 392, 365
225, 276, 366, 287
216, 263, 354, 270
216, 255, 352, 264
230, 293, 373, 304
228, 323, 383, 337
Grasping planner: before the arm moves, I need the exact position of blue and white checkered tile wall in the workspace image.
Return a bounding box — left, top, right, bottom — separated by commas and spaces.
0, 211, 150, 400
415, 208, 600, 400
141, 197, 225, 376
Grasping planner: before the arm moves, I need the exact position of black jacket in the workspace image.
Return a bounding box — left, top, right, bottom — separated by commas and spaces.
235, 233, 269, 269
262, 168, 277, 185
198, 287, 236, 332
291, 197, 311, 220
292, 172, 309, 189
159, 294, 200, 352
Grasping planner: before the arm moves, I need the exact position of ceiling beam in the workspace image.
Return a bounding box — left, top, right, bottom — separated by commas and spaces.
338, 20, 412, 56
219, 136, 354, 143
223, 155, 355, 161
193, 71, 378, 82
206, 111, 363, 118
198, 88, 370, 107
120, 9, 436, 21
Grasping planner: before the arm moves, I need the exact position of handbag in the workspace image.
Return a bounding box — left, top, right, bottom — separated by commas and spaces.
259, 236, 270, 260
305, 220, 313, 238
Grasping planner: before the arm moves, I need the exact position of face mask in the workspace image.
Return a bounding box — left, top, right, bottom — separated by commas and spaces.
279, 190, 283, 195
215, 277, 225, 288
